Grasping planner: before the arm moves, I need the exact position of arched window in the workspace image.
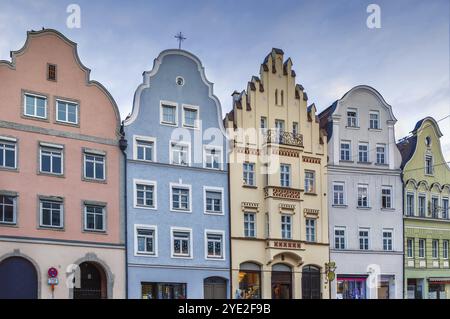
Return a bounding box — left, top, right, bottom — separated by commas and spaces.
280, 90, 284, 105
238, 262, 261, 299
271, 263, 292, 299
275, 89, 278, 105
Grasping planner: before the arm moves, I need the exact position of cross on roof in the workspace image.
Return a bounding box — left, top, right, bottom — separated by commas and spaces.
174, 32, 186, 49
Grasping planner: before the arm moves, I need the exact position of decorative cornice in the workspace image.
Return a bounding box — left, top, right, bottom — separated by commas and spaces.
264, 186, 302, 201
303, 156, 321, 164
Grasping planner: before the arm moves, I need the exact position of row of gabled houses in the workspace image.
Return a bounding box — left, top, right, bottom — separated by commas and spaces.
0, 29, 449, 299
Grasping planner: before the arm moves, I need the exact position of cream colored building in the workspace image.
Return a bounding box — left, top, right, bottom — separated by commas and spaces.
225, 48, 329, 299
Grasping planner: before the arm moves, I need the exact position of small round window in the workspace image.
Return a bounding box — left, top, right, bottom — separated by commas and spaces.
176, 76, 184, 86
425, 136, 432, 147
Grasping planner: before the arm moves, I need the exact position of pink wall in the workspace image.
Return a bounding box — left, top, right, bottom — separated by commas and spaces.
0, 30, 122, 244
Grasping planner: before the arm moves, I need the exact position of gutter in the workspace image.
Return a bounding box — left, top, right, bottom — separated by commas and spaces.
119, 122, 129, 299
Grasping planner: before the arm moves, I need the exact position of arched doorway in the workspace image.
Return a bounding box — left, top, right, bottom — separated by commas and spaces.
238, 262, 261, 299
0, 257, 38, 299
271, 263, 292, 299
302, 265, 321, 299
204, 277, 227, 299
73, 262, 107, 299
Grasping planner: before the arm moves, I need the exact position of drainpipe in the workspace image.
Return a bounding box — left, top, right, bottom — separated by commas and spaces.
227, 159, 233, 299
119, 122, 129, 299
400, 170, 405, 299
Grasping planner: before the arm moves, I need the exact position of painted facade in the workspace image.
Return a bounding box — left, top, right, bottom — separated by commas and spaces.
124, 49, 230, 299
225, 48, 329, 299
0, 30, 126, 299
319, 86, 403, 299
398, 117, 450, 299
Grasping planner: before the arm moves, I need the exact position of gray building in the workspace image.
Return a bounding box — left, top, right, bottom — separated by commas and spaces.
319, 85, 403, 299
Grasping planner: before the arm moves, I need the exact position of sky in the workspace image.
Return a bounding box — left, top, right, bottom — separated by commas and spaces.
0, 0, 449, 161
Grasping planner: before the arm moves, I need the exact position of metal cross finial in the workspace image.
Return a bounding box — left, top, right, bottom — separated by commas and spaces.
175, 32, 186, 49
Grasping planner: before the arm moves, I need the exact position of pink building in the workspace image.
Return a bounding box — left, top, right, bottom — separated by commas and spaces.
0, 29, 125, 299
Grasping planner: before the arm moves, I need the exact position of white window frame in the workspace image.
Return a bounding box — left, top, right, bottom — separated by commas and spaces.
431, 195, 440, 218
243, 162, 256, 186
244, 212, 256, 238
432, 239, 439, 259
369, 111, 380, 130
443, 198, 449, 219
292, 122, 299, 135
203, 186, 224, 215
39, 144, 64, 175
280, 164, 291, 187
304, 170, 315, 193
133, 135, 157, 162
376, 144, 386, 164
359, 228, 370, 250
340, 140, 351, 161
170, 227, 193, 259
160, 100, 178, 126
133, 179, 157, 210
347, 108, 358, 127
334, 227, 346, 250
203, 145, 223, 170
357, 184, 369, 208
381, 186, 393, 209
443, 240, 449, 260
281, 214, 292, 239
418, 238, 426, 259
84, 205, 106, 232
182, 104, 200, 129
204, 229, 225, 260
406, 192, 416, 216
406, 238, 414, 258
333, 182, 345, 206
24, 92, 47, 119
305, 218, 316, 242
83, 152, 106, 181
170, 182, 192, 213
382, 229, 394, 251
56, 99, 79, 125
418, 193, 426, 217
425, 155, 433, 175
0, 137, 17, 169
0, 195, 17, 224
39, 200, 63, 229
169, 140, 191, 166
134, 224, 158, 257
358, 142, 369, 163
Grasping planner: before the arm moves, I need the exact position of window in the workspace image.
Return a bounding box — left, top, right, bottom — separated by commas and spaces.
40, 146, 63, 175
206, 232, 224, 259
204, 147, 221, 169
135, 181, 156, 209
431, 196, 439, 218
293, 122, 299, 135
358, 143, 369, 162
443, 240, 449, 259
381, 186, 392, 209
280, 90, 284, 105
376, 145, 386, 164
260, 117, 267, 134
425, 155, 433, 175
243, 162, 255, 186
84, 205, 105, 231
407, 193, 415, 216
407, 238, 414, 258
40, 200, 63, 228
141, 282, 186, 299
357, 184, 369, 208
275, 120, 285, 143
171, 142, 189, 166
0, 139, 16, 169
340, 141, 351, 161
244, 212, 256, 238
334, 228, 346, 249
280, 164, 290, 187
359, 229, 369, 250
347, 108, 358, 127
281, 215, 292, 239
382, 230, 393, 251
333, 182, 345, 205
418, 194, 426, 217
136, 227, 156, 256
84, 153, 105, 180
172, 229, 192, 258
183, 105, 199, 128
56, 100, 78, 124
425, 136, 432, 147
205, 189, 223, 214
176, 76, 184, 86
47, 64, 57, 81
418, 239, 426, 258
135, 137, 154, 162
24, 93, 47, 119
275, 89, 278, 105
265, 213, 270, 238
161, 103, 177, 125
171, 185, 190, 212
369, 112, 380, 129
443, 198, 449, 219
304, 171, 315, 193
432, 239, 439, 259
306, 219, 316, 242
0, 195, 16, 224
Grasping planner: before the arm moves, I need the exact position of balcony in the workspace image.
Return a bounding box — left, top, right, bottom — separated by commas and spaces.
263, 130, 303, 148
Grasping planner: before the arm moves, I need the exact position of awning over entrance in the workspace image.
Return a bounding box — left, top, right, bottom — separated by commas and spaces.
428, 277, 450, 284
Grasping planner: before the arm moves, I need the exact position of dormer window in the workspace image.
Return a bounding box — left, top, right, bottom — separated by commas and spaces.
347, 108, 358, 127
47, 64, 57, 81
425, 136, 432, 147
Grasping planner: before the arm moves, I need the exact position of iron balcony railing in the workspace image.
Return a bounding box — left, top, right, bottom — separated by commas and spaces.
263, 130, 303, 147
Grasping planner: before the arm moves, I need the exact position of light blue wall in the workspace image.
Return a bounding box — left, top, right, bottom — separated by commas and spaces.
124, 50, 230, 299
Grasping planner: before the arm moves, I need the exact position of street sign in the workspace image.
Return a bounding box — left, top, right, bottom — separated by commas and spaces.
48, 278, 59, 285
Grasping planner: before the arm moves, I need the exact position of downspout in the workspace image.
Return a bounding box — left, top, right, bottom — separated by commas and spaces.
119, 122, 129, 299
401, 169, 405, 299
227, 151, 233, 299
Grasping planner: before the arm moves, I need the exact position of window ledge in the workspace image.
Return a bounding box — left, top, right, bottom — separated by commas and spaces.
332, 204, 348, 208
0, 223, 18, 228
170, 209, 192, 214
82, 177, 107, 184
345, 126, 360, 130
38, 172, 65, 178
21, 114, 49, 123
0, 167, 19, 173
357, 206, 372, 210
374, 163, 389, 167
304, 192, 317, 196
368, 128, 382, 132
339, 160, 354, 163
243, 185, 257, 189
83, 229, 107, 235
54, 120, 80, 128
357, 161, 372, 165
381, 208, 396, 211
37, 226, 65, 231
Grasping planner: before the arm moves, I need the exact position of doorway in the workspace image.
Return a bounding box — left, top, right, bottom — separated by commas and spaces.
271, 264, 292, 299
73, 262, 107, 299
204, 277, 227, 299
0, 257, 38, 299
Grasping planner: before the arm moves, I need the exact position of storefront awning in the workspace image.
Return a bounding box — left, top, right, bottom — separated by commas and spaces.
428, 277, 450, 284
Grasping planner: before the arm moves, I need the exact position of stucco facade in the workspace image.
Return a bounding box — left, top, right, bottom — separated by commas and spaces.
319, 86, 403, 299
398, 117, 450, 299
124, 50, 230, 299
224, 49, 329, 299
0, 30, 125, 299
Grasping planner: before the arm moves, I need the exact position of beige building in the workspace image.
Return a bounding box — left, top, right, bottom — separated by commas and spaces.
224, 48, 329, 299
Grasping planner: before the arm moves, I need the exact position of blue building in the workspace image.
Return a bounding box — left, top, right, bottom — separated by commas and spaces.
124, 49, 230, 299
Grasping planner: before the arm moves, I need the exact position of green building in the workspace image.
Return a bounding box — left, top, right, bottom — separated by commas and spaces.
398, 117, 450, 299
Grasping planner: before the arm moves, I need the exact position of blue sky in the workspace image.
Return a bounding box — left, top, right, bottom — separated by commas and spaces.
1, 0, 449, 161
